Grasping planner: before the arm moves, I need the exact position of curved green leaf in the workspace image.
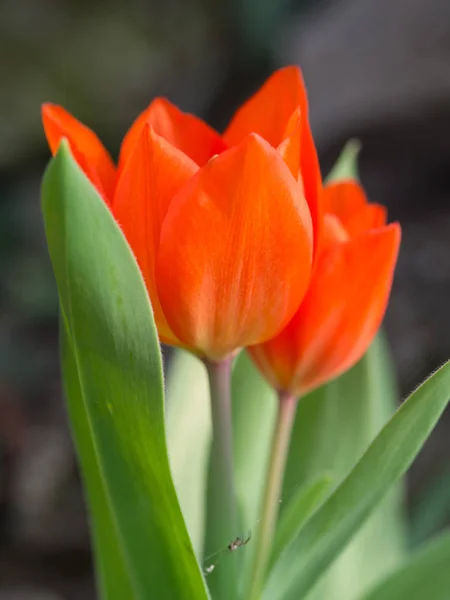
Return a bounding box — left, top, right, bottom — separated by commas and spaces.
166, 350, 211, 556
410, 466, 450, 547
270, 473, 334, 569
280, 335, 406, 600
360, 532, 450, 600
265, 360, 450, 600
42, 142, 209, 600
229, 340, 404, 599
61, 323, 134, 599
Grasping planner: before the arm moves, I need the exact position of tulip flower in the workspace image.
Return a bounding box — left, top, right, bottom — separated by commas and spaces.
248, 180, 401, 396
244, 180, 400, 600
41, 66, 318, 361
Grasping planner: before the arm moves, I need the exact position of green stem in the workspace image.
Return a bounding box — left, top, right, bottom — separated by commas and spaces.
204, 356, 238, 600
245, 391, 298, 600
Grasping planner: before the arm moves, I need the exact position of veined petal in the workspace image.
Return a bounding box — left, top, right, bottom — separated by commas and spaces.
119, 97, 226, 170
252, 223, 401, 395
224, 67, 322, 261
113, 124, 198, 345
155, 134, 313, 359
41, 103, 116, 202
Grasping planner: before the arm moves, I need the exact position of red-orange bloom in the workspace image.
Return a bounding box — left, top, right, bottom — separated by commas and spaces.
42, 67, 319, 360
249, 181, 401, 395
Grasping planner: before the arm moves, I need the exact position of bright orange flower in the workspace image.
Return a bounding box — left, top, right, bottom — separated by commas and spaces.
42, 67, 318, 360
248, 180, 401, 395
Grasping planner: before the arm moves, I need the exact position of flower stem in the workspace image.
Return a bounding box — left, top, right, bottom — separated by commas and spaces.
245, 391, 298, 600
204, 356, 238, 600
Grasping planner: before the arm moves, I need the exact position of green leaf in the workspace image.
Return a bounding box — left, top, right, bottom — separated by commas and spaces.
42, 142, 209, 600
265, 360, 450, 600
326, 139, 361, 183
360, 532, 450, 600
270, 473, 334, 569
283, 335, 400, 491
61, 324, 134, 599
280, 335, 406, 600
166, 349, 211, 556
232, 352, 277, 531
410, 466, 450, 547
228, 339, 404, 598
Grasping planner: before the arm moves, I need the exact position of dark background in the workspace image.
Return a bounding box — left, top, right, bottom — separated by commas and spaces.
1, 0, 450, 597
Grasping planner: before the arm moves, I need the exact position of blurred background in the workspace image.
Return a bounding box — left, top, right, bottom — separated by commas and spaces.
0, 0, 450, 597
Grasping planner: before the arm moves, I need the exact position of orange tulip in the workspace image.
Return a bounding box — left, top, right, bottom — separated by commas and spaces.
249, 181, 401, 395
42, 67, 319, 360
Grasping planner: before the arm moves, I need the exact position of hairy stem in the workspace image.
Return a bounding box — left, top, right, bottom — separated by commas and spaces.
245, 391, 298, 600
204, 356, 238, 600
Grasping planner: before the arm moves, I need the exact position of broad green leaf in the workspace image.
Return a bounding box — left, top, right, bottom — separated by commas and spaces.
280, 334, 406, 600
166, 349, 211, 556
270, 474, 334, 569
61, 323, 134, 599
360, 532, 450, 600
265, 360, 450, 600
42, 142, 209, 600
325, 138, 361, 182
227, 339, 404, 599
410, 466, 450, 547
232, 352, 277, 531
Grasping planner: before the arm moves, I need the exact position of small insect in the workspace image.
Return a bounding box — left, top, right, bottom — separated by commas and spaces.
227, 530, 252, 552
203, 530, 253, 576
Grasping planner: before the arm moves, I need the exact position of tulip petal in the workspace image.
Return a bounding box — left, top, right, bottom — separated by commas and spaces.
320, 214, 350, 252
155, 134, 313, 359
300, 119, 322, 262
224, 67, 305, 149
324, 181, 366, 215
42, 103, 116, 202
119, 98, 226, 171
250, 223, 401, 394
225, 67, 323, 261
277, 108, 301, 179
114, 124, 198, 345
324, 181, 387, 237
346, 204, 387, 236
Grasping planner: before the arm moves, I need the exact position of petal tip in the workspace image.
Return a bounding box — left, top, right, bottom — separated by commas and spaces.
241, 131, 282, 159
41, 102, 52, 117
388, 221, 402, 256
278, 64, 303, 80
41, 103, 59, 130
384, 221, 402, 246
